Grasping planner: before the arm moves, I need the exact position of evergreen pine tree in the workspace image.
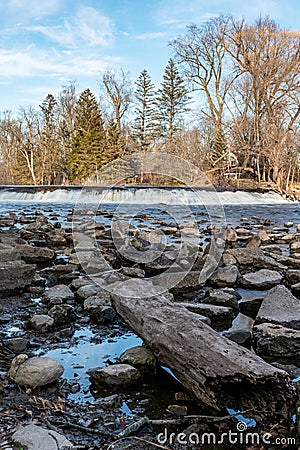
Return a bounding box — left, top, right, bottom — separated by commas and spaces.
69, 89, 106, 182
39, 94, 59, 184
156, 59, 190, 142
133, 70, 157, 150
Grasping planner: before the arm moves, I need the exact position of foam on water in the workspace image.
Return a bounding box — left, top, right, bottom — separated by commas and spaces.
0, 186, 289, 205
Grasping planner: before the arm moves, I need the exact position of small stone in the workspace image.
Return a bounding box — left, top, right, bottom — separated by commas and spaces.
9, 355, 64, 386
119, 346, 157, 375
284, 222, 294, 228
6, 337, 29, 353
208, 265, 238, 287
43, 284, 74, 304
48, 304, 76, 325
30, 314, 54, 331
167, 404, 188, 415
89, 363, 141, 388
226, 227, 237, 243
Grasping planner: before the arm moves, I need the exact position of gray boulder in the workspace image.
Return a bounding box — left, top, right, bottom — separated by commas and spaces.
9, 355, 64, 386
256, 285, 300, 329
12, 424, 73, 450
30, 314, 54, 331
208, 265, 238, 287
48, 304, 76, 325
15, 244, 55, 263
89, 363, 141, 388
119, 346, 157, 375
285, 270, 300, 285
43, 284, 74, 305
84, 296, 116, 324
204, 289, 239, 311
253, 323, 300, 358
176, 302, 235, 327
0, 260, 36, 293
239, 269, 282, 289
226, 247, 264, 266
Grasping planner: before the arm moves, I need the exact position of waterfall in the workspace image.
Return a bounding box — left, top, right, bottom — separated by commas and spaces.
0, 186, 288, 205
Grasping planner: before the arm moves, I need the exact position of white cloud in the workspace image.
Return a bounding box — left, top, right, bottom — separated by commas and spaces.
28, 6, 114, 48
156, 0, 281, 29
0, 46, 122, 79
135, 31, 167, 40
6, 0, 62, 20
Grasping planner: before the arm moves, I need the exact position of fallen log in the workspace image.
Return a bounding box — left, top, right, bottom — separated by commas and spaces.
111, 280, 296, 421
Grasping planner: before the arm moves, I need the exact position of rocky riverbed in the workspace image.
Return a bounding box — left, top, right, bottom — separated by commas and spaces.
0, 205, 300, 449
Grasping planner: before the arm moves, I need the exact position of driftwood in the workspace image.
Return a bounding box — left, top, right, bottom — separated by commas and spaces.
111, 280, 296, 421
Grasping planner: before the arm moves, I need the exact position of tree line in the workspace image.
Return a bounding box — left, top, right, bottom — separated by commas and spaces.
1, 14, 300, 192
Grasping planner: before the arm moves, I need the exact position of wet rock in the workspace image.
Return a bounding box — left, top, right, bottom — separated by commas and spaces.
89, 363, 141, 388
47, 228, 67, 247
48, 304, 76, 325
9, 354, 64, 386
76, 284, 105, 301
30, 314, 54, 331
225, 227, 237, 243
176, 302, 235, 327
121, 266, 146, 278
167, 404, 188, 415
271, 362, 300, 379
253, 323, 300, 358
204, 289, 239, 311
245, 234, 261, 247
92, 393, 121, 408
0, 260, 36, 293
43, 284, 74, 305
170, 270, 205, 294
223, 329, 252, 347
256, 285, 300, 329
239, 269, 282, 289
119, 346, 157, 375
239, 296, 263, 318
6, 337, 29, 353
70, 276, 93, 290
0, 247, 21, 261
226, 247, 264, 266
207, 265, 238, 287
12, 424, 73, 450
252, 254, 286, 271
291, 282, 300, 296
15, 244, 55, 263
258, 230, 271, 243
290, 240, 300, 255
285, 269, 300, 285
222, 253, 237, 265
84, 296, 116, 324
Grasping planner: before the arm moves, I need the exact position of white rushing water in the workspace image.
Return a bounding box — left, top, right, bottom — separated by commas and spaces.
0, 186, 289, 205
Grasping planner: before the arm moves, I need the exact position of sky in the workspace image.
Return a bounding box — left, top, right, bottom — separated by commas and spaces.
1, 0, 300, 114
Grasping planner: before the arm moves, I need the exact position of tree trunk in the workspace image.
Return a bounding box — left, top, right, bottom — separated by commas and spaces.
111, 282, 296, 421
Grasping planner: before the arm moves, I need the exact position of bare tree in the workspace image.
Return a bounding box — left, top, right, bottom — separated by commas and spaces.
171, 16, 234, 159
101, 68, 133, 135
226, 16, 300, 188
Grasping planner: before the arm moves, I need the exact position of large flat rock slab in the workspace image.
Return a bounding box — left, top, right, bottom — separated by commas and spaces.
256, 285, 300, 329
239, 269, 282, 289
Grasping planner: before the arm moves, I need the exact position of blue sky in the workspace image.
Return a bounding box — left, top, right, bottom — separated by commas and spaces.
1, 0, 300, 114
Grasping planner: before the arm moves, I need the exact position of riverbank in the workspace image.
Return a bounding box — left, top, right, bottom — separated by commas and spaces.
0, 202, 300, 449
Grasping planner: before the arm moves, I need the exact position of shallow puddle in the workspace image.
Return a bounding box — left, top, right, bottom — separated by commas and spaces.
39, 326, 142, 401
